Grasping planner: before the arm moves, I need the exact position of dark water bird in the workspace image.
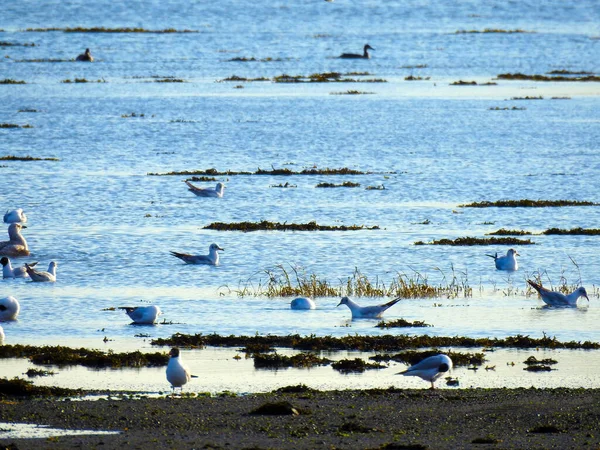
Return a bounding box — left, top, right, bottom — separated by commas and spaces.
339, 44, 374, 59
25, 261, 57, 282
486, 248, 519, 271
398, 354, 453, 389
1, 256, 37, 279
337, 296, 400, 319
3, 209, 27, 224
76, 48, 94, 62
118, 305, 162, 324
0, 223, 29, 257
527, 280, 589, 307
185, 181, 225, 198
166, 347, 198, 394
170, 243, 224, 265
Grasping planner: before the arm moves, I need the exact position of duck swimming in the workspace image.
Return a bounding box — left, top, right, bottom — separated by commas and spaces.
339, 44, 374, 59
76, 48, 94, 62
0, 223, 29, 257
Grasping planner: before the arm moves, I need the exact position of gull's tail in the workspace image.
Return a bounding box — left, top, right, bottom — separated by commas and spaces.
485, 253, 497, 260
382, 297, 401, 310
527, 279, 543, 293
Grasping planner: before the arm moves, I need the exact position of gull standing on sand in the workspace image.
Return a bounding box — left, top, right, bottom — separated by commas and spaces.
166, 347, 197, 394
3, 209, 27, 224
398, 354, 453, 389
170, 243, 224, 265
0, 296, 20, 321
339, 44, 374, 59
76, 48, 94, 61
118, 305, 162, 324
185, 181, 225, 198
337, 296, 401, 319
290, 297, 316, 310
486, 248, 519, 271
26, 261, 57, 282
0, 223, 30, 257
1, 257, 37, 278
527, 280, 589, 307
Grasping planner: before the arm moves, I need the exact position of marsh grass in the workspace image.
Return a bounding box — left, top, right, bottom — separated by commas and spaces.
460, 199, 597, 207
226, 265, 471, 299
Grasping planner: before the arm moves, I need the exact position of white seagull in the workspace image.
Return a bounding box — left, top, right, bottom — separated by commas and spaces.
166, 347, 197, 394
527, 280, 589, 307
170, 243, 224, 265
185, 181, 225, 198
1, 257, 37, 279
398, 354, 453, 389
290, 297, 316, 310
3, 209, 27, 224
337, 296, 401, 319
486, 248, 519, 271
25, 261, 57, 282
0, 296, 20, 321
0, 223, 30, 257
0, 324, 4, 341
118, 305, 162, 324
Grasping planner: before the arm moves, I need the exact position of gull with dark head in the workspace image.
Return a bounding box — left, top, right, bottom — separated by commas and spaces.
185, 181, 225, 198
337, 296, 401, 319
527, 280, 589, 307
118, 305, 162, 324
26, 261, 57, 282
486, 248, 519, 271
0, 296, 20, 321
166, 347, 197, 395
0, 223, 29, 257
1, 257, 37, 279
4, 209, 27, 224
398, 354, 453, 389
340, 44, 374, 59
170, 243, 224, 265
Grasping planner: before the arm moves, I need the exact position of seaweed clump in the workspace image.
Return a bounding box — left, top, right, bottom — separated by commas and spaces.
0, 79, 26, 84
331, 358, 385, 373
316, 181, 360, 188
148, 166, 372, 176
460, 199, 597, 208
498, 73, 600, 82
204, 220, 379, 232
0, 377, 81, 398
375, 319, 432, 328
523, 355, 558, 372
253, 352, 332, 369
26, 27, 198, 33
543, 227, 600, 235
414, 237, 534, 246
0, 155, 58, 161
486, 228, 533, 236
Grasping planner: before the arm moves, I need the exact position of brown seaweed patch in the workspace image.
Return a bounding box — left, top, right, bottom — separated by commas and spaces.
414, 237, 534, 246
543, 227, 600, 235
498, 72, 600, 82
0, 41, 35, 46
338, 422, 380, 434
0, 377, 82, 397
460, 199, 597, 207
62, 78, 106, 83
330, 90, 375, 95
25, 368, 56, 377
0, 123, 33, 128
316, 181, 360, 188
524, 356, 557, 366
548, 70, 593, 75
204, 220, 379, 232
375, 319, 432, 329
220, 75, 270, 82
455, 29, 532, 34
0, 79, 26, 84
0, 155, 58, 161
270, 182, 297, 188
450, 80, 477, 85
511, 96, 543, 100
148, 166, 375, 176
187, 176, 218, 182
489, 106, 526, 110
25, 27, 198, 33
253, 352, 332, 369
331, 358, 385, 373
154, 78, 185, 83
405, 75, 430, 81
18, 108, 39, 113
528, 425, 563, 434
486, 228, 532, 236
227, 56, 291, 62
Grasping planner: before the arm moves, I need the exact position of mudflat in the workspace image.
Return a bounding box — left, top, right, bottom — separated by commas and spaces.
2, 387, 599, 449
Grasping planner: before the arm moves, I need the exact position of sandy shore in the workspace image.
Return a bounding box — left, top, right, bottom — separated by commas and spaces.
1, 387, 599, 449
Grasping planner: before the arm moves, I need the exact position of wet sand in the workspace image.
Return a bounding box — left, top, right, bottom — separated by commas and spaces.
2, 387, 599, 449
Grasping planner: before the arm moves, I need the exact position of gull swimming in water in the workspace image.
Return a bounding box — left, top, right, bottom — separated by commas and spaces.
290, 297, 316, 310
0, 296, 20, 321
527, 280, 589, 307
0, 223, 30, 257
25, 261, 57, 282
0, 324, 4, 341
486, 248, 519, 271
185, 181, 225, 198
1, 257, 37, 279
118, 305, 162, 324
3, 209, 27, 224
398, 354, 453, 389
76, 48, 93, 62
337, 296, 401, 319
166, 347, 197, 394
339, 44, 374, 59
170, 243, 224, 265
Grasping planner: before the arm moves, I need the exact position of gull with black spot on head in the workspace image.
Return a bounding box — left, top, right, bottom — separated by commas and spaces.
1, 257, 37, 279
166, 347, 198, 395
398, 354, 453, 389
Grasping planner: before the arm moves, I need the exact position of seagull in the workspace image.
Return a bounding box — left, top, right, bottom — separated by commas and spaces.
166, 347, 197, 395
0, 223, 30, 257
0, 296, 20, 321
185, 181, 225, 198
1, 257, 37, 278
398, 354, 453, 389
76, 48, 94, 62
527, 280, 589, 307
486, 248, 519, 271
170, 243, 224, 265
337, 296, 401, 319
118, 305, 162, 324
340, 44, 374, 59
3, 209, 27, 224
290, 297, 316, 310
25, 261, 57, 282
0, 324, 4, 341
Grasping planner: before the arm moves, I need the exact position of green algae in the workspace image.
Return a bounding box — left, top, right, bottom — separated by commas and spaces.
460, 199, 597, 207
203, 220, 379, 232
414, 237, 535, 246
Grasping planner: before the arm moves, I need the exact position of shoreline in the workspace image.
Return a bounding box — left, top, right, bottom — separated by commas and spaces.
2, 387, 599, 449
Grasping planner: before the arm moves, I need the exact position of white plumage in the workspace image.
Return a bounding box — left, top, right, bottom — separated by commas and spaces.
486, 248, 519, 271
0, 296, 20, 321
185, 181, 225, 198
166, 347, 193, 394
118, 305, 162, 324
26, 261, 57, 282
527, 280, 589, 307
3, 209, 27, 224
290, 297, 316, 310
170, 243, 224, 265
1, 257, 37, 278
337, 296, 401, 319
399, 354, 453, 389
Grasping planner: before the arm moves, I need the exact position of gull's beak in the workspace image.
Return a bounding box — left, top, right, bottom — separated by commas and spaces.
217, 246, 224, 251
336, 301, 342, 307
21, 225, 27, 229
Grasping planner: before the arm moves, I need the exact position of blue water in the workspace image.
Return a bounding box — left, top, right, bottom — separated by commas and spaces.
1, 0, 600, 364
